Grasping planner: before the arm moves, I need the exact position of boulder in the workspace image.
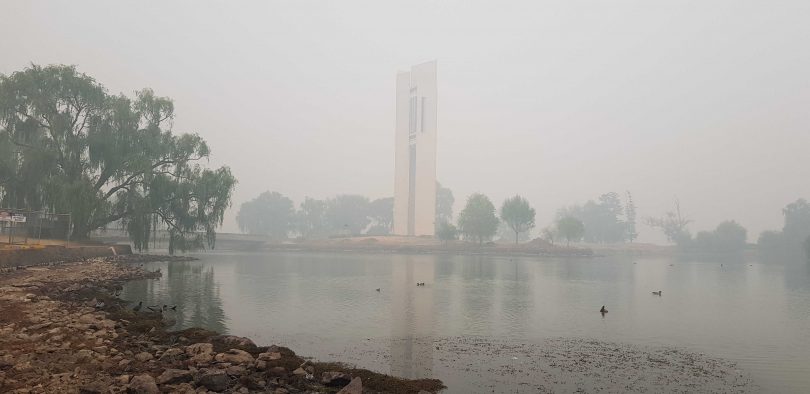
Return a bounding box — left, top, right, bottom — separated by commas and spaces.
322, 371, 352, 387
127, 374, 159, 394
214, 349, 254, 365
76, 349, 95, 362
267, 366, 287, 376
156, 369, 192, 385
256, 352, 282, 361
185, 343, 213, 356
336, 377, 362, 394
186, 343, 214, 365
212, 335, 256, 349
198, 369, 230, 392
159, 348, 185, 362
167, 382, 196, 394
79, 381, 106, 394
134, 352, 153, 362
225, 365, 247, 376
292, 367, 307, 376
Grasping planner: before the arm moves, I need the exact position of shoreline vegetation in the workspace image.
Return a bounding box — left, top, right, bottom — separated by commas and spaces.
0, 254, 444, 393
88, 231, 803, 261
91, 232, 682, 258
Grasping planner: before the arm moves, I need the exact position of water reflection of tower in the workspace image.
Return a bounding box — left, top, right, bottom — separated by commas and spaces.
390, 255, 434, 378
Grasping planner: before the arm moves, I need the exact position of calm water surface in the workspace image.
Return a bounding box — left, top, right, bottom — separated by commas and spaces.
122, 252, 810, 393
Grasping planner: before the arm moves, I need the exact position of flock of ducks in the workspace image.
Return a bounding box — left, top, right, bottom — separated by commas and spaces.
373, 284, 662, 317
131, 301, 178, 313
600, 290, 663, 315
376, 282, 428, 292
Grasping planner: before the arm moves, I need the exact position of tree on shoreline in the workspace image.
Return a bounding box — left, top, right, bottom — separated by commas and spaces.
367, 197, 393, 235
556, 216, 584, 247
236, 191, 295, 238
541, 227, 557, 246
436, 182, 454, 226
324, 195, 370, 235
436, 220, 458, 243
457, 193, 499, 245
692, 220, 747, 252
500, 195, 536, 244
0, 65, 236, 252
646, 199, 691, 246
556, 192, 627, 243
296, 197, 328, 239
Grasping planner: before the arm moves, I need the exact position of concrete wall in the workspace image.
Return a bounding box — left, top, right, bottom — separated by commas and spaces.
393, 61, 438, 236
0, 244, 132, 267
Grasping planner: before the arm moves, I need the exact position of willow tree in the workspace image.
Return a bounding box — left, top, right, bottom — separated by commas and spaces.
0, 64, 236, 253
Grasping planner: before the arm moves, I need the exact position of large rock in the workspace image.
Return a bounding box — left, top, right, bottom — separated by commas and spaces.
156, 368, 192, 385
159, 348, 185, 362
127, 374, 159, 394
186, 343, 214, 364
267, 366, 287, 376
79, 381, 107, 394
322, 371, 352, 387
212, 335, 256, 349
214, 349, 254, 365
257, 352, 282, 361
134, 352, 153, 362
292, 367, 307, 376
225, 365, 247, 376
198, 369, 230, 392
76, 349, 95, 362
186, 343, 213, 356
337, 377, 362, 394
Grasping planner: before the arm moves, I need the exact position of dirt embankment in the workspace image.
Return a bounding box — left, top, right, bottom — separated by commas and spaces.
0, 256, 443, 394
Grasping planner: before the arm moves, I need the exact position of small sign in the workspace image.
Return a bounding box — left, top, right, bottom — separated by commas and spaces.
0, 211, 26, 223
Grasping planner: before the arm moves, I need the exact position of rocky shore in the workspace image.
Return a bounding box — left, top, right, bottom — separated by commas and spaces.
0, 255, 444, 394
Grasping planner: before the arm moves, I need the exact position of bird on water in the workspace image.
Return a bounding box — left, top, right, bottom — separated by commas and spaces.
652, 291, 662, 296
600, 305, 608, 313
132, 301, 142, 312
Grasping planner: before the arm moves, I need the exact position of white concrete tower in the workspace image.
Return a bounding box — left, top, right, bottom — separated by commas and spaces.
393, 61, 437, 236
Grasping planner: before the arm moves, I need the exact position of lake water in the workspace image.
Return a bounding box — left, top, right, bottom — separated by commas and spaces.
122, 251, 810, 393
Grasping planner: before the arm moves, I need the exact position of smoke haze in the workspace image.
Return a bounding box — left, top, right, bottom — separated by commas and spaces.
2, 1, 809, 242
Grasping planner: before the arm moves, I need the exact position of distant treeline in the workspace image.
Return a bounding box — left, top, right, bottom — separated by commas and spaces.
236, 183, 454, 239
646, 198, 810, 256
238, 186, 810, 258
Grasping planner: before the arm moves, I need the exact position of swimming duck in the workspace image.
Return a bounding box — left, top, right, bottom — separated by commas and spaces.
376, 288, 380, 292
652, 291, 662, 296
133, 301, 142, 312
600, 305, 608, 313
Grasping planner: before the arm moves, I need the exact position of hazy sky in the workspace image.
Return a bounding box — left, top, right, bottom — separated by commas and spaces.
2, 1, 809, 242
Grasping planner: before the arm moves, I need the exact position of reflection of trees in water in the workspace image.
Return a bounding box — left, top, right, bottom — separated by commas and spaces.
167, 262, 227, 333
122, 262, 227, 333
